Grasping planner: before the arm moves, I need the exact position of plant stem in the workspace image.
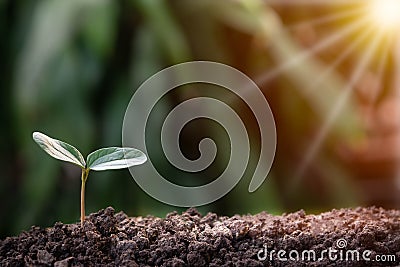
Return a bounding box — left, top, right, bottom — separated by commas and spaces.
80, 168, 89, 226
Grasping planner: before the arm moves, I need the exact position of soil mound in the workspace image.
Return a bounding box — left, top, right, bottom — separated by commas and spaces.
1, 207, 399, 266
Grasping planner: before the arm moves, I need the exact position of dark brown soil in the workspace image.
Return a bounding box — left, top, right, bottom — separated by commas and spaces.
1, 207, 399, 266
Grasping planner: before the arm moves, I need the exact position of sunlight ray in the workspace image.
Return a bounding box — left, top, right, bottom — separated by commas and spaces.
287, 8, 365, 30
288, 30, 386, 192
255, 17, 370, 86
363, 34, 392, 118
302, 26, 375, 98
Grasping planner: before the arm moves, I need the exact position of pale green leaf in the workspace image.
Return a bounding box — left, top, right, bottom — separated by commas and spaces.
87, 147, 147, 171
32, 132, 86, 168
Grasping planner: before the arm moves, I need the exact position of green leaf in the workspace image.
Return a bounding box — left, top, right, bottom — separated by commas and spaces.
87, 147, 147, 171
32, 132, 86, 168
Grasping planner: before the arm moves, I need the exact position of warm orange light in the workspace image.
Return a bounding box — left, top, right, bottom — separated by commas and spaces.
368, 0, 400, 32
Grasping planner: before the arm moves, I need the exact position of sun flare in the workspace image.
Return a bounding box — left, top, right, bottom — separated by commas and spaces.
368, 0, 400, 32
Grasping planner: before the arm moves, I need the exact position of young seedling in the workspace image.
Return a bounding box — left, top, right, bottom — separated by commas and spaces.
32, 131, 147, 226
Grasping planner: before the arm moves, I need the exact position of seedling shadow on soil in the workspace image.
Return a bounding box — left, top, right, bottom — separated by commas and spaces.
0, 207, 399, 266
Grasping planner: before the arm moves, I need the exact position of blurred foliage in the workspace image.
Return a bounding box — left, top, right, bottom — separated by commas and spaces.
1, 0, 397, 237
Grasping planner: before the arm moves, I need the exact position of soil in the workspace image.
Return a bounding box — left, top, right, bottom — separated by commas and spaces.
1, 207, 399, 266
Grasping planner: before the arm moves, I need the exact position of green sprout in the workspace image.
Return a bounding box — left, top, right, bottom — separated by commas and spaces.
32, 131, 147, 225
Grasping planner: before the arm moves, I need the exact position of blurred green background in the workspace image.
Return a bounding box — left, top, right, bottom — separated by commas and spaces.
1, 0, 399, 238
